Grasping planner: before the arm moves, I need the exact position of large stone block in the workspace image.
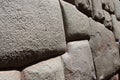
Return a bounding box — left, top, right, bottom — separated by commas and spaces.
21, 57, 64, 80
103, 10, 112, 30
75, 0, 92, 17
60, 1, 90, 42
89, 18, 120, 80
0, 70, 21, 80
62, 40, 96, 80
111, 15, 120, 41
102, 0, 115, 13
91, 0, 104, 22
114, 0, 120, 21
0, 0, 66, 68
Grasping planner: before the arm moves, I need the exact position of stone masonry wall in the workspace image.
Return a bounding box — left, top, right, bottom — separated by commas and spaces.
0, 0, 120, 80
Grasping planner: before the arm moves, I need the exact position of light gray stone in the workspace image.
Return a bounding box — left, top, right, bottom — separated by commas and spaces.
62, 40, 96, 80
75, 0, 92, 17
21, 57, 64, 80
114, 0, 120, 21
0, 70, 21, 80
0, 0, 66, 68
102, 0, 115, 13
111, 15, 120, 41
89, 18, 120, 80
103, 10, 112, 30
60, 1, 90, 42
91, 0, 104, 21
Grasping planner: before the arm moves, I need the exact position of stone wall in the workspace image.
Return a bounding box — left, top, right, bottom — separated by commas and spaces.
0, 0, 120, 80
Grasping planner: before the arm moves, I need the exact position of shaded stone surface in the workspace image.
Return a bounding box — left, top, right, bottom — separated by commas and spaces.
89, 18, 120, 80
103, 10, 112, 30
0, 0, 66, 68
0, 70, 21, 80
62, 40, 96, 80
111, 15, 120, 41
102, 0, 115, 13
91, 0, 104, 22
75, 0, 92, 17
22, 57, 64, 80
60, 1, 90, 42
114, 0, 120, 21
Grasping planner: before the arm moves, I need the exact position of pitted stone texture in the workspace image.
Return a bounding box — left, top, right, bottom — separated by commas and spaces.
0, 70, 21, 80
91, 0, 104, 22
0, 0, 66, 68
89, 18, 120, 80
111, 15, 120, 41
114, 0, 120, 21
103, 10, 112, 30
62, 40, 96, 80
75, 0, 92, 17
110, 74, 119, 80
61, 1, 90, 42
102, 0, 115, 13
21, 57, 64, 80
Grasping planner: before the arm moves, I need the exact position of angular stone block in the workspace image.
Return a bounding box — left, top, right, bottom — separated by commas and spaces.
89, 18, 120, 80
75, 0, 92, 17
22, 57, 64, 80
91, 0, 104, 22
102, 0, 115, 13
60, 1, 90, 42
62, 40, 96, 80
103, 10, 112, 30
111, 15, 120, 41
114, 0, 120, 21
0, 0, 66, 68
0, 70, 21, 80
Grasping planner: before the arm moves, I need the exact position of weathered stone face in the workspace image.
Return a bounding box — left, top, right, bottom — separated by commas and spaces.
22, 57, 64, 80
60, 1, 90, 42
0, 0, 66, 69
0, 71, 21, 80
62, 40, 96, 80
89, 18, 120, 80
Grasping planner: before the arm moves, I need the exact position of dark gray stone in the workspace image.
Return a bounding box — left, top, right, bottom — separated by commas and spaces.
60, 1, 90, 42
89, 18, 120, 80
75, 0, 92, 16
62, 40, 96, 80
0, 0, 66, 68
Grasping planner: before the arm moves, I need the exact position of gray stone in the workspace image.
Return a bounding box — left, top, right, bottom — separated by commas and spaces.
0, 0, 66, 68
62, 40, 96, 80
91, 0, 104, 21
103, 10, 112, 30
60, 1, 90, 42
75, 0, 92, 17
102, 0, 115, 13
0, 70, 21, 80
114, 0, 120, 21
111, 15, 120, 41
21, 57, 64, 80
89, 18, 120, 80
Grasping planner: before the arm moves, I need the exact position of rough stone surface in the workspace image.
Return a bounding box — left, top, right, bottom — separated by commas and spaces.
89, 18, 120, 80
102, 0, 115, 13
75, 0, 92, 17
91, 0, 104, 21
60, 1, 90, 42
0, 70, 21, 80
110, 74, 119, 80
103, 10, 112, 30
62, 40, 96, 80
111, 15, 120, 41
0, 0, 66, 68
114, 0, 120, 21
22, 57, 64, 80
